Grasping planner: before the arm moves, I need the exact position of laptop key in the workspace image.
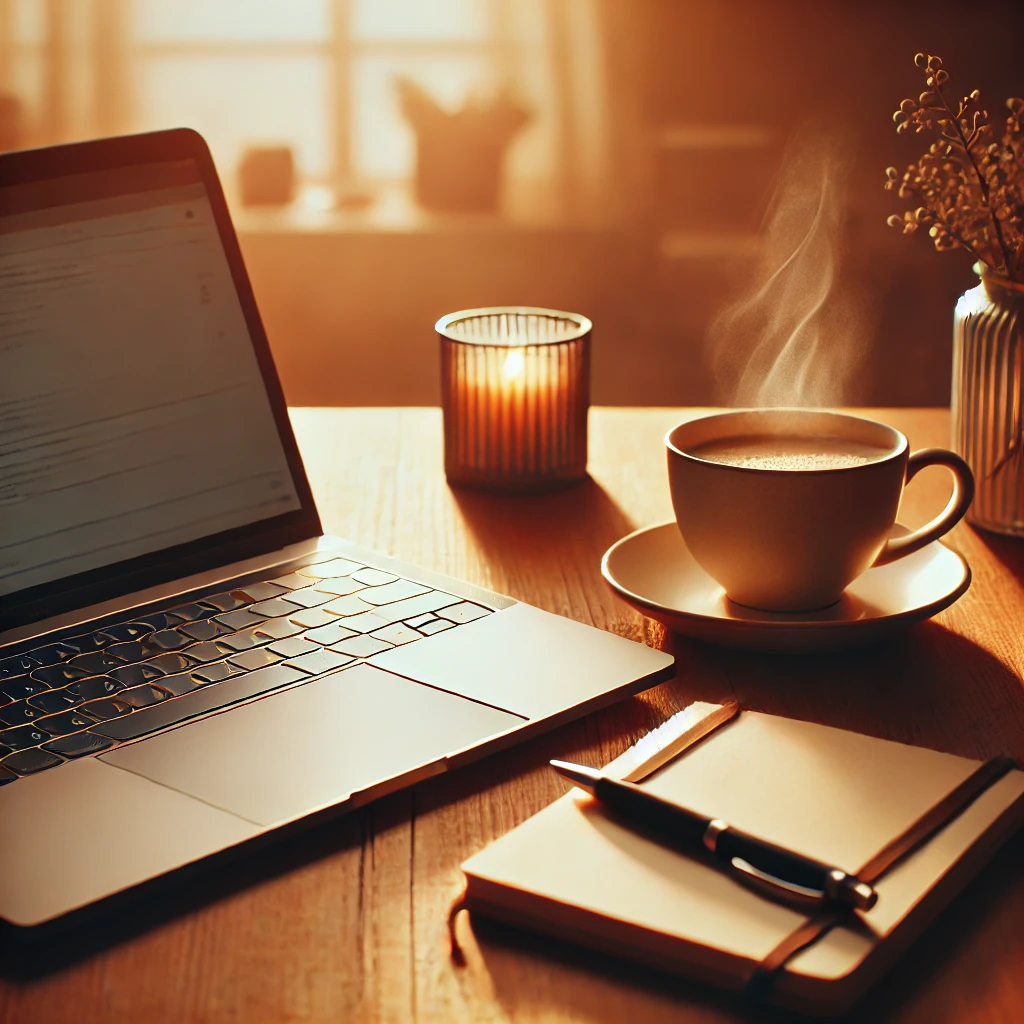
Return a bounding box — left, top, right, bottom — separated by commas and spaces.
330, 635, 394, 659
101, 622, 154, 643
2, 748, 63, 776
111, 663, 164, 687
322, 594, 375, 618
346, 591, 460, 629
36, 710, 96, 736
254, 617, 304, 641
350, 568, 399, 587
369, 624, 423, 646
312, 577, 366, 597
27, 688, 83, 715
286, 649, 356, 675
58, 634, 111, 655
26, 643, 78, 665
328, 611, 388, 635
79, 697, 132, 721
69, 675, 126, 700
92, 663, 307, 741
120, 684, 171, 710
303, 621, 359, 646
29, 664, 89, 688
1, 678, 48, 701
296, 557, 363, 579
146, 653, 195, 675
267, 637, 320, 659
192, 661, 244, 683
249, 598, 299, 618
199, 590, 252, 613
0, 701, 45, 727
181, 641, 233, 663
419, 618, 456, 635
228, 648, 283, 672
436, 602, 491, 624
166, 602, 218, 623
277, 586, 334, 609
0, 654, 40, 682
0, 725, 48, 750
105, 640, 156, 663
134, 610, 188, 631
235, 581, 288, 602
157, 673, 204, 696
268, 572, 311, 590
218, 628, 263, 652
149, 629, 191, 651
179, 619, 232, 642
359, 579, 432, 606
43, 732, 113, 759
287, 607, 337, 629
405, 614, 436, 629
216, 609, 266, 631
68, 651, 125, 675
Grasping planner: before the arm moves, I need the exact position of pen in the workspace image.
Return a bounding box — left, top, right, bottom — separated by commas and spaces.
550, 759, 878, 912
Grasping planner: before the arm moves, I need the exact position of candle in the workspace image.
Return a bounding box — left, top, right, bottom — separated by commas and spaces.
437, 307, 591, 492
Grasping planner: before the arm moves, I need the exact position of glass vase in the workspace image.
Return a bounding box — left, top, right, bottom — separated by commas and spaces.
951, 269, 1024, 536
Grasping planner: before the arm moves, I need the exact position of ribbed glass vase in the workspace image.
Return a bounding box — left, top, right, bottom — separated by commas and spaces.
951, 269, 1023, 536
437, 307, 591, 493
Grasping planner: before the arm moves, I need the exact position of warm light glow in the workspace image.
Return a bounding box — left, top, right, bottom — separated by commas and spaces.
502, 349, 525, 382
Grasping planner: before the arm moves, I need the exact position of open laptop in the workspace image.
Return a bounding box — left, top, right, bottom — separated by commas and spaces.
0, 129, 673, 930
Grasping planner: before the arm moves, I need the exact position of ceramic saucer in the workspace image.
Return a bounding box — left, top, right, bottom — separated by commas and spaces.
601, 522, 971, 652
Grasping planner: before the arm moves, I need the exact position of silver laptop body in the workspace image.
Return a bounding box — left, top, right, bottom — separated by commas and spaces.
0, 130, 673, 929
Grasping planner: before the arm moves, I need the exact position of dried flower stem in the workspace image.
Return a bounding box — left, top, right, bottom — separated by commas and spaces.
931, 83, 1014, 274
886, 54, 1024, 283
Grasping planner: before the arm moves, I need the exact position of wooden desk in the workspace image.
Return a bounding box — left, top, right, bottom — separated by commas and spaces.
2, 408, 1022, 1024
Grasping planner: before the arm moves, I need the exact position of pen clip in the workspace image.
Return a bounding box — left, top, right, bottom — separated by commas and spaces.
728, 857, 828, 910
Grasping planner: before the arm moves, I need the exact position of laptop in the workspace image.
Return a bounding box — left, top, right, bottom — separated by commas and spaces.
0, 129, 673, 930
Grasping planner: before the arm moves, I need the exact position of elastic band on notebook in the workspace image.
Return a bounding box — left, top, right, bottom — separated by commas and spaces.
745, 756, 1016, 999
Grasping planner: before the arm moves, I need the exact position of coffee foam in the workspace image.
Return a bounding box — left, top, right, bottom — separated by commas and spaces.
689, 434, 890, 472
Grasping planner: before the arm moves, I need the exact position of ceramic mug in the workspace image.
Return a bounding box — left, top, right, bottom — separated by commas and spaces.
665, 409, 975, 612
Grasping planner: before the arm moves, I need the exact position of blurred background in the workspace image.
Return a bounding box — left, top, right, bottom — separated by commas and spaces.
2, 0, 1022, 407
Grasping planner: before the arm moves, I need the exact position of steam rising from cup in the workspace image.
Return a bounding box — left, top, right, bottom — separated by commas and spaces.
706, 131, 866, 408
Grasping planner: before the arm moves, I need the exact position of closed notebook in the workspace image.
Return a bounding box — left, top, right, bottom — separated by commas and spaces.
458, 706, 1024, 1017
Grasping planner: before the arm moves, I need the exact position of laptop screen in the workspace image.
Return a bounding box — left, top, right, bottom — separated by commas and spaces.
0, 157, 303, 601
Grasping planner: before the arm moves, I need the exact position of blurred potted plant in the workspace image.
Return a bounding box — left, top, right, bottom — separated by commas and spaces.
887, 54, 1023, 536
397, 78, 531, 214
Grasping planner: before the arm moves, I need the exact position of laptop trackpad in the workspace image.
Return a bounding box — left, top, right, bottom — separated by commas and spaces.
101, 665, 522, 827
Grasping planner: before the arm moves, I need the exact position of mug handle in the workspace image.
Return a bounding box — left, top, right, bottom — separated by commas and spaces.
873, 448, 975, 566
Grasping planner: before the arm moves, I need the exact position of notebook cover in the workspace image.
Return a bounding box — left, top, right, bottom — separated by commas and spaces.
460, 711, 1024, 1016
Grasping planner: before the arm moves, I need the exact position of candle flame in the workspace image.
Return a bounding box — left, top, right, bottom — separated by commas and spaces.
502, 349, 525, 382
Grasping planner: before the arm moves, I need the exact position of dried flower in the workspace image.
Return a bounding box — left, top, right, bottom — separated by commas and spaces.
886, 54, 1024, 282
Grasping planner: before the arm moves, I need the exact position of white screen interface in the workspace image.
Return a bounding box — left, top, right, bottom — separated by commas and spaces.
0, 159, 301, 598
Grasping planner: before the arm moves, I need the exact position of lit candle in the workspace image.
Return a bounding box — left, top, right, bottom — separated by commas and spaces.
437, 307, 591, 492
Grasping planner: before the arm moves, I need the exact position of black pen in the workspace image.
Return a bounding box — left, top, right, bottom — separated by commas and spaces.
550, 759, 877, 912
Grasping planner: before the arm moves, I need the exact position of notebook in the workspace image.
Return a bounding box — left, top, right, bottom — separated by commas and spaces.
457, 705, 1024, 1016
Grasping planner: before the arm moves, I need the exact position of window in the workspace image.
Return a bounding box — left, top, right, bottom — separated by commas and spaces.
1, 0, 610, 216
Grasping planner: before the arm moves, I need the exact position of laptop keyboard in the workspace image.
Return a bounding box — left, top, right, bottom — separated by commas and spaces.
0, 556, 492, 784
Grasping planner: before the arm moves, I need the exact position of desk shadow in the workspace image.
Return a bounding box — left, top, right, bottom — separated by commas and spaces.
449, 476, 636, 610
0, 699, 650, 985
0, 797, 368, 982
470, 819, 1024, 1024
703, 621, 1024, 763
972, 526, 1024, 583
471, 914, 808, 1024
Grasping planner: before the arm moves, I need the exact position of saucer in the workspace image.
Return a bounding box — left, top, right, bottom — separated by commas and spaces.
601, 522, 971, 652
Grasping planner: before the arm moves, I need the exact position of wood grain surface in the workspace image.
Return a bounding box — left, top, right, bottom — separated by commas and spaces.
2, 407, 1021, 1024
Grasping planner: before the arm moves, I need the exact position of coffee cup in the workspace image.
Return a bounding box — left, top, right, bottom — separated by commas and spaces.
665, 409, 975, 612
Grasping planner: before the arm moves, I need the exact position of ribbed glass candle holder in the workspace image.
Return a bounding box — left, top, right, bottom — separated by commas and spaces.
437, 307, 591, 493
